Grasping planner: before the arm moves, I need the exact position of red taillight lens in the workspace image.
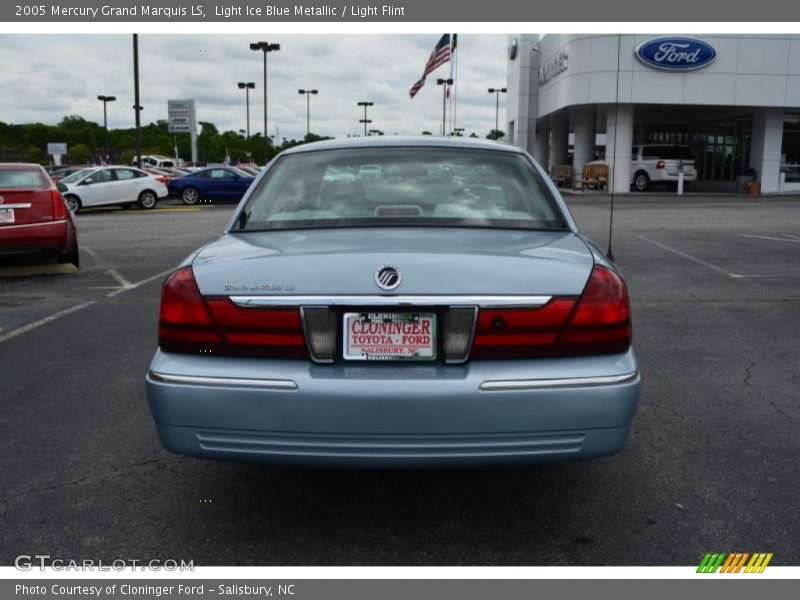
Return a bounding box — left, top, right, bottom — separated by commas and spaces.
656, 160, 666, 169
51, 189, 67, 220
555, 265, 632, 355
470, 265, 631, 359
205, 299, 308, 358
159, 267, 225, 354
156, 176, 169, 184
158, 266, 308, 358
470, 299, 577, 359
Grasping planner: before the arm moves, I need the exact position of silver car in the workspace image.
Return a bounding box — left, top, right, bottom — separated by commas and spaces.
146, 137, 640, 468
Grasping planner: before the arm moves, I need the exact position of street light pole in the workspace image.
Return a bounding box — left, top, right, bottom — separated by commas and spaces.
298, 89, 318, 137
488, 87, 507, 136
96, 94, 116, 162
132, 34, 143, 168
237, 82, 255, 139
357, 101, 373, 137
249, 41, 280, 163
437, 78, 453, 136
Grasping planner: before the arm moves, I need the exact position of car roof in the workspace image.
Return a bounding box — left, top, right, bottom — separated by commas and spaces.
0, 163, 46, 170
280, 136, 524, 156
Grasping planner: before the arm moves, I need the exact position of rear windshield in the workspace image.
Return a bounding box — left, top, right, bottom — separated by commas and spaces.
234, 147, 567, 231
60, 169, 96, 184
643, 146, 695, 160
0, 169, 45, 189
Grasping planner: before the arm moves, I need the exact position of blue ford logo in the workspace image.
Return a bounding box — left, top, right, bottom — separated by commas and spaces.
635, 37, 716, 71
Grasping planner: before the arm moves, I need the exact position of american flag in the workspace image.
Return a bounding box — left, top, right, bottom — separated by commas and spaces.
409, 34, 451, 99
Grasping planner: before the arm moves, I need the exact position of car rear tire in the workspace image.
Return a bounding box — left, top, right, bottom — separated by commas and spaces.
138, 190, 158, 210
633, 171, 650, 192
64, 195, 81, 214
58, 244, 80, 268
181, 186, 200, 205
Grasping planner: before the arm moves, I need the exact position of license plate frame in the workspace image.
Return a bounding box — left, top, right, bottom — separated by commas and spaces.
342, 311, 436, 361
0, 208, 15, 224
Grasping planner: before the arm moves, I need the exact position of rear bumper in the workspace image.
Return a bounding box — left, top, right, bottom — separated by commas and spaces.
650, 170, 697, 183
146, 349, 641, 468
0, 220, 70, 255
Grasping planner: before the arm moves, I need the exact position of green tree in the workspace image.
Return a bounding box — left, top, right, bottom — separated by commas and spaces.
69, 143, 93, 164
486, 130, 505, 140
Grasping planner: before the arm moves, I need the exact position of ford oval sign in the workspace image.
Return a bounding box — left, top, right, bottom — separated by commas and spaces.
635, 37, 716, 71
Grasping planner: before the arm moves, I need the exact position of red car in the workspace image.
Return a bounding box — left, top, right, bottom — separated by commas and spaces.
0, 163, 79, 267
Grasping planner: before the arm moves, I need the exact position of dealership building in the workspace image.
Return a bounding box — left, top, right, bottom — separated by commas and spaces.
505, 34, 800, 193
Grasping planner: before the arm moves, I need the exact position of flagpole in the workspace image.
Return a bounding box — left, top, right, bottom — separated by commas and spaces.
453, 37, 458, 133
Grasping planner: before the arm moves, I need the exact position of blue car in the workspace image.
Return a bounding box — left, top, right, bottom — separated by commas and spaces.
146, 137, 640, 468
167, 166, 255, 205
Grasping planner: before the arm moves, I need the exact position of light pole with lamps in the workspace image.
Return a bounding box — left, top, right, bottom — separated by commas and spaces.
237, 82, 255, 139
249, 41, 280, 162
487, 87, 507, 136
298, 89, 318, 136
437, 78, 453, 136
357, 101, 373, 137
96, 94, 116, 163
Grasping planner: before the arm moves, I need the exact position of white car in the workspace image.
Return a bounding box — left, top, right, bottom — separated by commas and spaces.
631, 144, 697, 191
58, 166, 169, 213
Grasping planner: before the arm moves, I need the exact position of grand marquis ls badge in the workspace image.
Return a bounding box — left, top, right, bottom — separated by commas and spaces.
375, 265, 401, 291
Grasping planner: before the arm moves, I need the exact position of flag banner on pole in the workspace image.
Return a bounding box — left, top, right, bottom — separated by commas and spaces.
409, 34, 451, 99
446, 33, 457, 100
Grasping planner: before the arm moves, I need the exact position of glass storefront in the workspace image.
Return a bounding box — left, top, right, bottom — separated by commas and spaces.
780, 113, 800, 183
637, 114, 752, 183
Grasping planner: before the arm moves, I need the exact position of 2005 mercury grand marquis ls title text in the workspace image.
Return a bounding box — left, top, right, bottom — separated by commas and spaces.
145, 136, 641, 468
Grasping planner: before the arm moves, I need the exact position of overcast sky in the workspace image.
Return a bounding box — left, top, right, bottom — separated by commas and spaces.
0, 34, 509, 141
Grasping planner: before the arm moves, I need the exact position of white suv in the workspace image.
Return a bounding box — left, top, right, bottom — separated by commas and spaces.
631, 144, 697, 191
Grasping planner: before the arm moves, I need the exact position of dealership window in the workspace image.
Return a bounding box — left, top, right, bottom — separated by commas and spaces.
780, 113, 800, 183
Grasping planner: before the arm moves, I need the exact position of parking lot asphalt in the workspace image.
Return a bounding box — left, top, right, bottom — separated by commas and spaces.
0, 195, 798, 566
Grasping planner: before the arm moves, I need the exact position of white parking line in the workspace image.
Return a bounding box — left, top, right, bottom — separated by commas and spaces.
82, 246, 133, 288
0, 300, 97, 344
738, 233, 800, 244
635, 235, 744, 278
0, 267, 175, 345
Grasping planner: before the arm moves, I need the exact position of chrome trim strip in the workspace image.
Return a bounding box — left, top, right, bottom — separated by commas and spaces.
0, 219, 64, 230
480, 371, 638, 391
0, 203, 32, 209
148, 371, 297, 390
230, 295, 553, 308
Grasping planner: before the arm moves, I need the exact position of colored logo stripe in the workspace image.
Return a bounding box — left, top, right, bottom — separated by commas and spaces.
697, 552, 773, 573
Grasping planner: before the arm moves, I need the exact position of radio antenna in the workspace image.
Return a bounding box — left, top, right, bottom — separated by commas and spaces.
607, 33, 622, 262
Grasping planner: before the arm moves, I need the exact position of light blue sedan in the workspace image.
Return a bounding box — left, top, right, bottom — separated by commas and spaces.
146, 137, 640, 467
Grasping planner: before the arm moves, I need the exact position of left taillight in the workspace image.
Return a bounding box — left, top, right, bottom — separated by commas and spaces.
158, 266, 309, 358
159, 267, 225, 354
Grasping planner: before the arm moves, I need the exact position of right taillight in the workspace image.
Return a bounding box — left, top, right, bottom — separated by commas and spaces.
158, 266, 309, 358
656, 160, 666, 169
553, 265, 632, 356
51, 189, 67, 220
469, 265, 631, 359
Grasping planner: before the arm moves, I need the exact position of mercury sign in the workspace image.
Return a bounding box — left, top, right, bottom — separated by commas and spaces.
635, 37, 716, 71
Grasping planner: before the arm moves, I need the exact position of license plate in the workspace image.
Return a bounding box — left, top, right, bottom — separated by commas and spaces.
343, 312, 436, 361
0, 208, 14, 224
